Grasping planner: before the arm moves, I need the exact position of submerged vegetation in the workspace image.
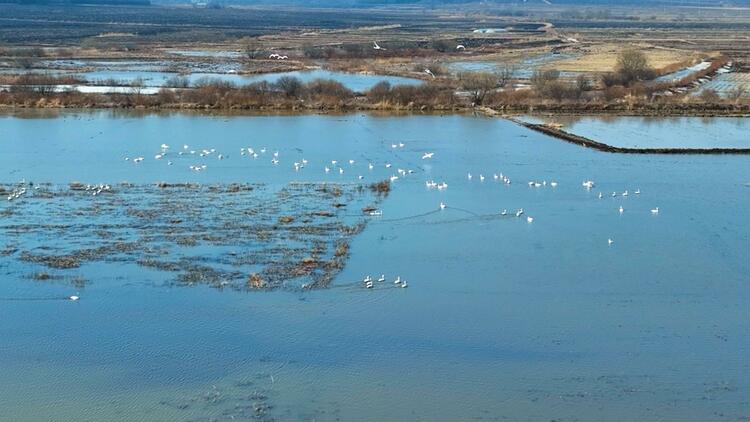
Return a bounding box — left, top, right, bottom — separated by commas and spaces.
0, 182, 384, 290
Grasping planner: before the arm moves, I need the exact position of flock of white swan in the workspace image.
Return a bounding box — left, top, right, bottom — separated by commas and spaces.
121, 139, 663, 266
6, 127, 664, 297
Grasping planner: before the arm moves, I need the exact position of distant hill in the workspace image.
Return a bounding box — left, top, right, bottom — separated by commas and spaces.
151, 0, 750, 6
0, 0, 151, 4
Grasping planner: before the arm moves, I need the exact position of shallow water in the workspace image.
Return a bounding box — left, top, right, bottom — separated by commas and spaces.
0, 111, 749, 421
696, 72, 750, 98
167, 50, 244, 59
447, 52, 578, 78
654, 61, 711, 83
78, 69, 422, 91
522, 115, 750, 149
1, 66, 422, 93
41, 58, 243, 74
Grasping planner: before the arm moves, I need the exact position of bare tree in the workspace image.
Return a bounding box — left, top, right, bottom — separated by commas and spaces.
242, 37, 263, 60
274, 76, 303, 98
531, 69, 560, 93
727, 86, 747, 102
699, 88, 721, 104
615, 49, 655, 85
574, 74, 592, 98
498, 66, 515, 88
459, 72, 499, 105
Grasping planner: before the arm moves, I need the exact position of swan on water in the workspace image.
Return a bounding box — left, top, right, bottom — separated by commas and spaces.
651, 207, 660, 214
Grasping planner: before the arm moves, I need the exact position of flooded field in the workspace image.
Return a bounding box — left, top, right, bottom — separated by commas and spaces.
1, 111, 749, 421
697, 72, 750, 97
654, 61, 711, 83
447, 52, 578, 78
39, 58, 243, 74
167, 50, 244, 59
0, 67, 422, 93
80, 68, 421, 91
523, 115, 750, 149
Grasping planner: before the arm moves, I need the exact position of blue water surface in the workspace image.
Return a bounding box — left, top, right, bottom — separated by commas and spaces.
0, 111, 748, 421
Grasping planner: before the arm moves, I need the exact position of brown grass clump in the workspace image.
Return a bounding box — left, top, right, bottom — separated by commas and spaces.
368, 180, 391, 196
247, 273, 266, 289
278, 216, 295, 224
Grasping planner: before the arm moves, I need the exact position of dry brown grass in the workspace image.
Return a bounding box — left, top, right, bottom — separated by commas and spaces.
543, 44, 706, 73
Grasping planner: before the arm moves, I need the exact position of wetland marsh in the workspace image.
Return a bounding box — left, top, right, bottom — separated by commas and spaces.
1, 111, 749, 421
